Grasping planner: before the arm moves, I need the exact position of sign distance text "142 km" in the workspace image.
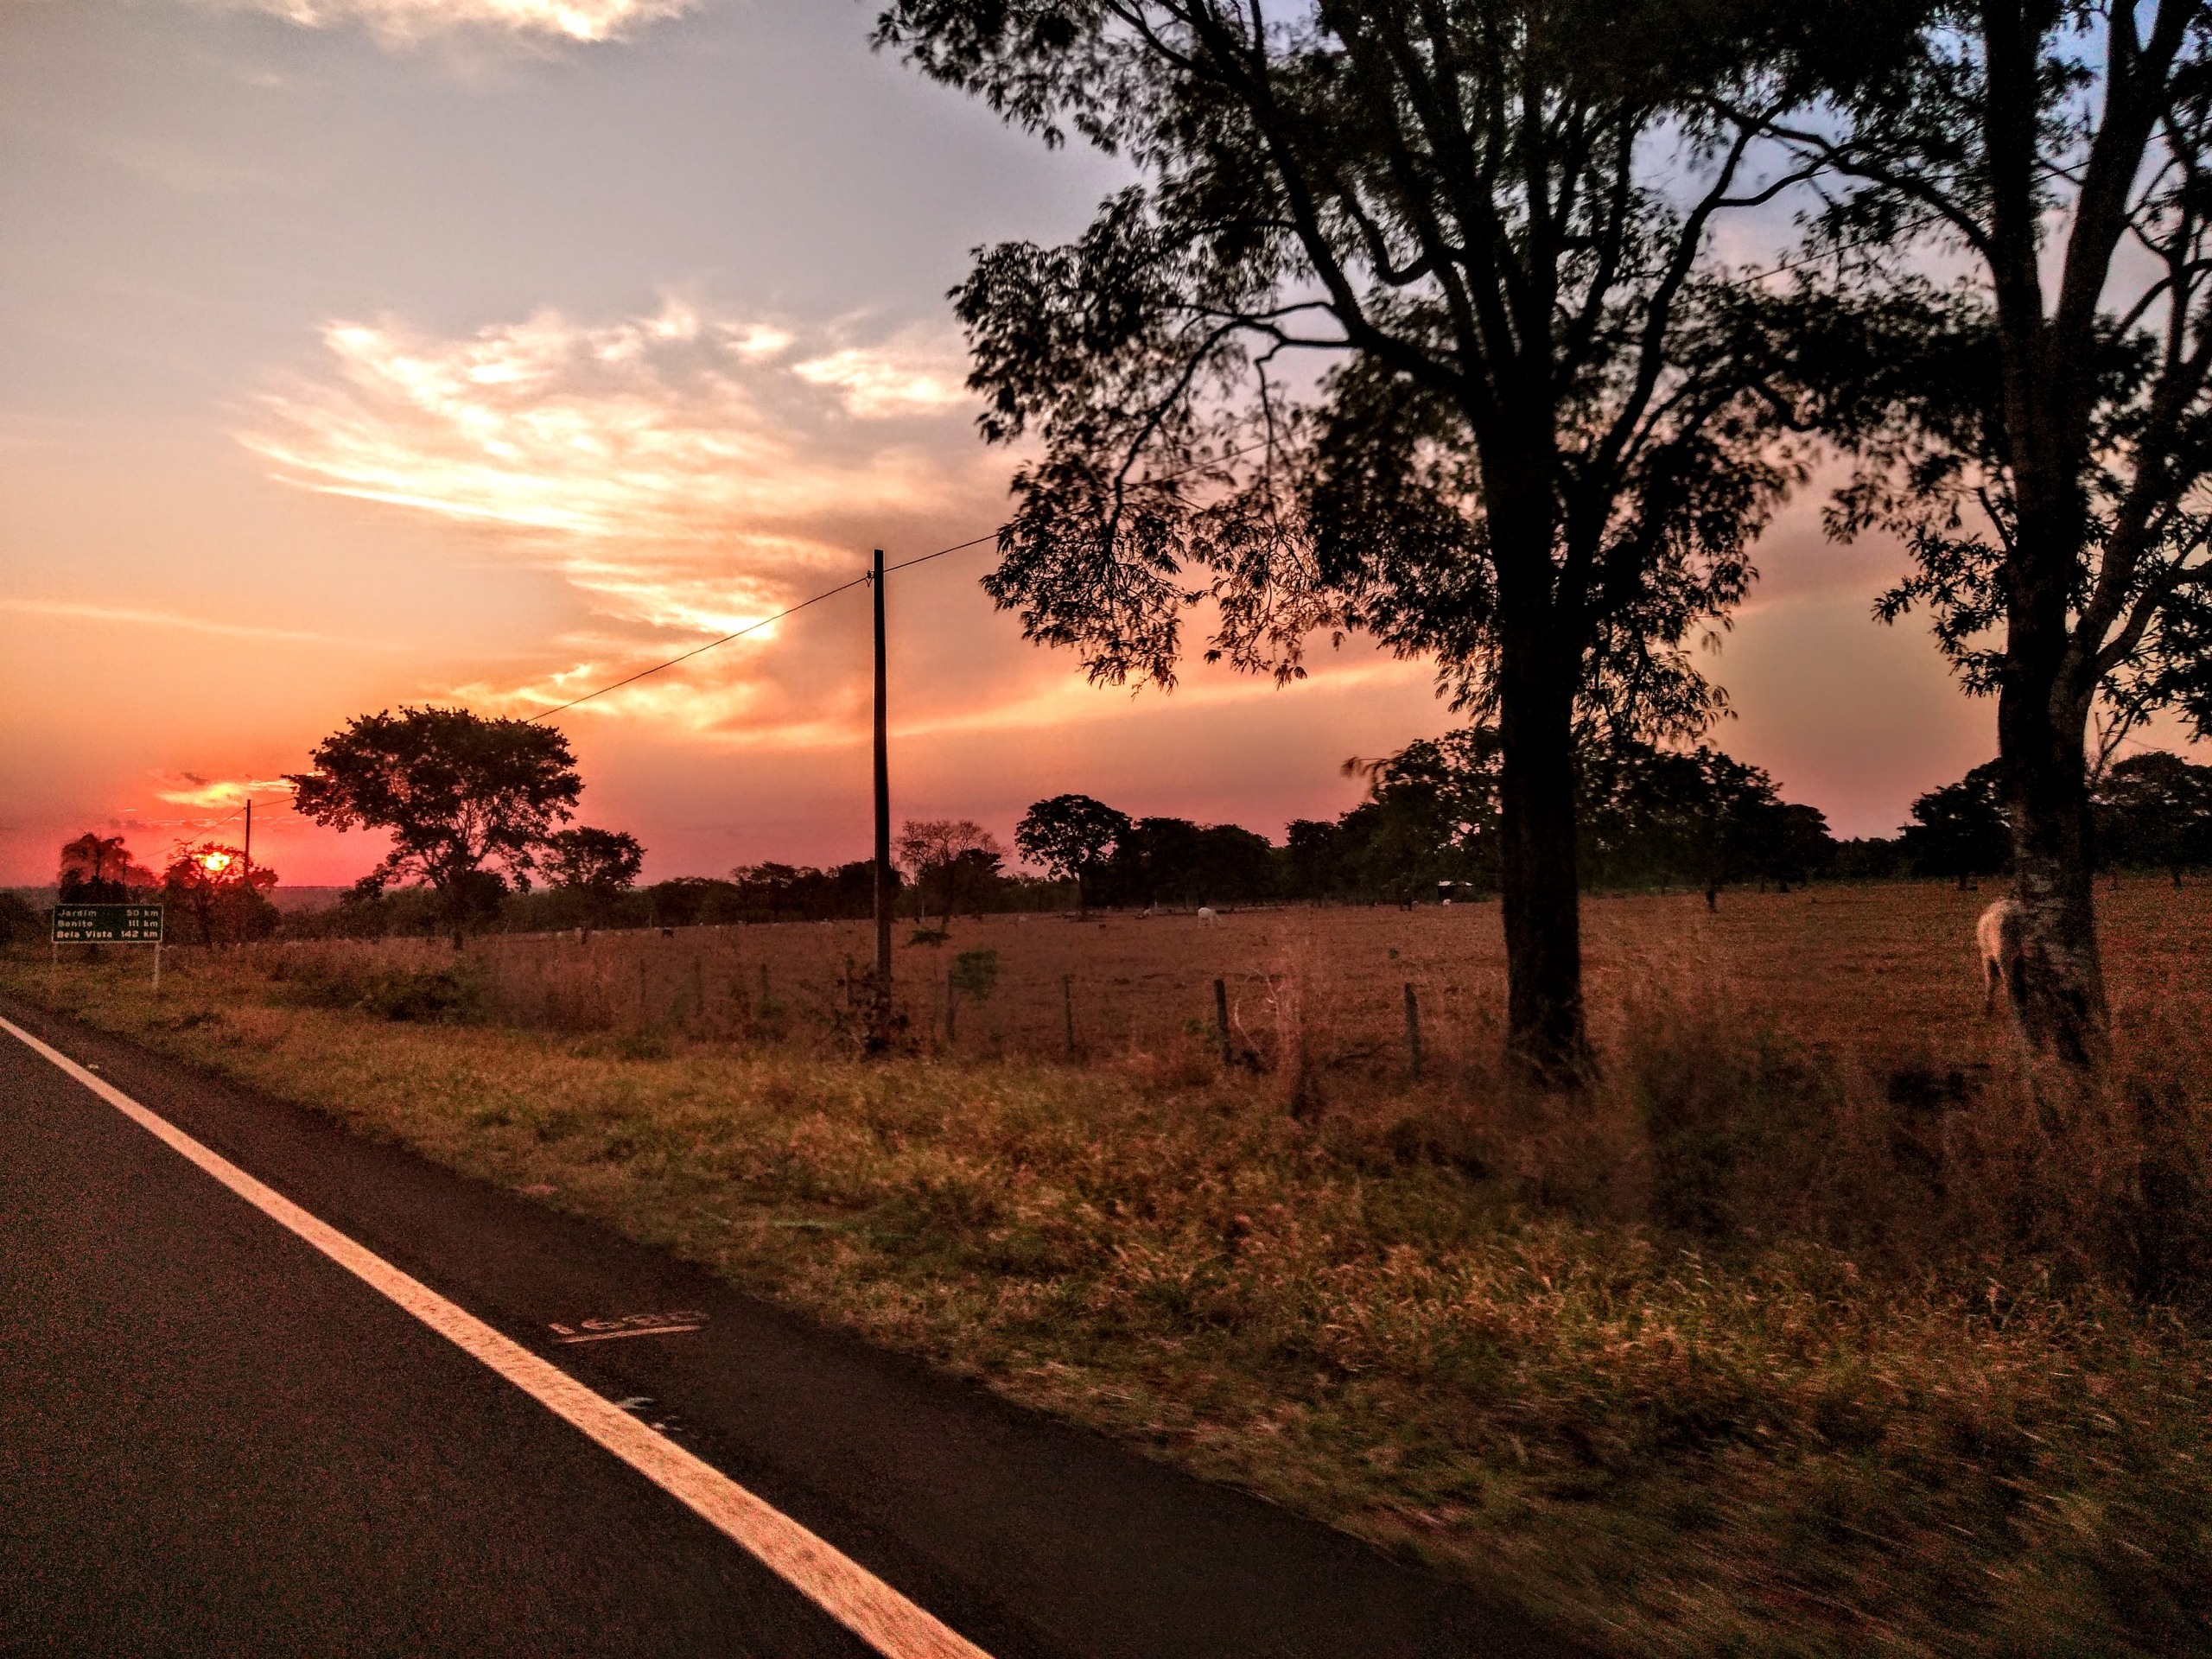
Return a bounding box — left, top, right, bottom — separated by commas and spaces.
52, 905, 165, 944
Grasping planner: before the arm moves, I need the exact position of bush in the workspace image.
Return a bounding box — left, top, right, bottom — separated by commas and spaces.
0, 893, 42, 946
264, 950, 486, 1024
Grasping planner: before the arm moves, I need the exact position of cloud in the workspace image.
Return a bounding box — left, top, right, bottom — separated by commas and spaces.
792, 345, 971, 418
238, 297, 1003, 732
149, 772, 295, 810
0, 598, 372, 646
220, 0, 693, 47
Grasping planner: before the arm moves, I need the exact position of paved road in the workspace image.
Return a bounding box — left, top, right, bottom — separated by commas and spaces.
0, 999, 1580, 1658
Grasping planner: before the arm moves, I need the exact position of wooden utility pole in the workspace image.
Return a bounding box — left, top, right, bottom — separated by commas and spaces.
870, 549, 893, 1046
242, 799, 253, 890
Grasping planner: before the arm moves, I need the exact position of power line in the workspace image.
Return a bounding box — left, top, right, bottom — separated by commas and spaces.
523, 575, 874, 723
521, 445, 1259, 723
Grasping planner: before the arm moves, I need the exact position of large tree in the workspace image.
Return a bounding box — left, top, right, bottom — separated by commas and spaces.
1762, 2, 2212, 1063
1015, 793, 1132, 916
544, 827, 645, 894
894, 819, 1004, 925
288, 707, 582, 946
161, 842, 280, 947
878, 0, 1819, 1077
58, 832, 157, 903
2095, 748, 2212, 881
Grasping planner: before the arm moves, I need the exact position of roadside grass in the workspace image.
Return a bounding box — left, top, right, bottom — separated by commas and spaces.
5, 928, 2209, 1657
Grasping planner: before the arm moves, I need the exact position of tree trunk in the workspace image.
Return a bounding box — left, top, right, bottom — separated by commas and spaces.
1999, 675, 2108, 1065
1496, 629, 1588, 1084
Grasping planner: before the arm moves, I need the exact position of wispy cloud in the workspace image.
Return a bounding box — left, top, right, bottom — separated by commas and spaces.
149, 772, 295, 810
792, 346, 970, 418
0, 598, 367, 646
219, 0, 693, 47
238, 297, 1000, 731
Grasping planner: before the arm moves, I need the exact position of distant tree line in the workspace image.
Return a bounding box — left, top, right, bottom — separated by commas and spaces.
21, 706, 2202, 950
1838, 751, 2212, 889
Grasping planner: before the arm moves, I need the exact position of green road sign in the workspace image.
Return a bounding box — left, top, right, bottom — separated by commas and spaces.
52, 904, 164, 944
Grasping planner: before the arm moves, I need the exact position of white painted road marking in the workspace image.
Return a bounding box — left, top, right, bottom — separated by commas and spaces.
549, 1310, 709, 1343
0, 1017, 991, 1659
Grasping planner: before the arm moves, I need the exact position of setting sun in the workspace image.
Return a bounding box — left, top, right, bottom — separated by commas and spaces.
198, 851, 233, 874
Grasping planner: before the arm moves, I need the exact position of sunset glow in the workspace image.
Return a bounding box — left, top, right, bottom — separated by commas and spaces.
6, 0, 2163, 893
226, 0, 694, 47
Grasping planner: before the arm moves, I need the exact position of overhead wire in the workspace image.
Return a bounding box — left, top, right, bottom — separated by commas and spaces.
518, 444, 1260, 723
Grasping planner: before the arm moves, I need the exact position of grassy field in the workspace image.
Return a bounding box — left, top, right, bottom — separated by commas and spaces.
8, 880, 2210, 1656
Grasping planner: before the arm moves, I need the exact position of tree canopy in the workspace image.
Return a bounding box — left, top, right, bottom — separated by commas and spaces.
877, 0, 1834, 1075
1015, 793, 1130, 913
544, 827, 645, 894
162, 841, 280, 946
287, 707, 582, 944
58, 832, 157, 903
895, 819, 1006, 923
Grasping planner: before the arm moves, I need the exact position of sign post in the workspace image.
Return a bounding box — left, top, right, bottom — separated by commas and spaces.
51, 904, 166, 990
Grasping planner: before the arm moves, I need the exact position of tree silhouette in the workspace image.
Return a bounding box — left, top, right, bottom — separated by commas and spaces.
58, 832, 156, 902
288, 707, 581, 946
1898, 762, 2012, 889
544, 827, 645, 894
1015, 794, 1130, 917
161, 842, 279, 946
894, 820, 1003, 926
2095, 751, 2212, 885
877, 0, 1821, 1077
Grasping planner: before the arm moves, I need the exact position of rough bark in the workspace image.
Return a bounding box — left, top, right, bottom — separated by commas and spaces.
1997, 522, 2110, 1064
1496, 622, 1589, 1082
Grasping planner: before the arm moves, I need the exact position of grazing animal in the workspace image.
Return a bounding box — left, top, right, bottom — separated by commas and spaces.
1196, 906, 1219, 926
1977, 899, 2027, 1018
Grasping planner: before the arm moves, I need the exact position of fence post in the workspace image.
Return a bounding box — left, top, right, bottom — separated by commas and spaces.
1403, 981, 1422, 1079
1062, 973, 1076, 1061
1214, 977, 1231, 1067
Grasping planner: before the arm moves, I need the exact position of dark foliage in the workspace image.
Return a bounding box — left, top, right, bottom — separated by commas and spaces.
2095, 750, 2212, 882
161, 842, 280, 947
875, 0, 1828, 1073
1898, 760, 2013, 887
1014, 793, 1130, 914
287, 707, 582, 945
57, 832, 158, 903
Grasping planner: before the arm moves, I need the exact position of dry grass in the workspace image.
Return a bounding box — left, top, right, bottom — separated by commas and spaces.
215, 879, 2212, 1074
8, 878, 2210, 1657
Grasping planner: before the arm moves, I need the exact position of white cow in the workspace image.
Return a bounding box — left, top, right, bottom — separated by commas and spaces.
1978, 898, 2026, 1018
1196, 906, 1220, 926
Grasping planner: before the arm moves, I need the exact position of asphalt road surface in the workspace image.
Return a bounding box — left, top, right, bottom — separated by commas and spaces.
0, 997, 1580, 1658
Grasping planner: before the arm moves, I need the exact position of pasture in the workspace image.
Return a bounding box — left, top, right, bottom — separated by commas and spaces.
260, 876, 2211, 1073
8, 877, 2210, 1656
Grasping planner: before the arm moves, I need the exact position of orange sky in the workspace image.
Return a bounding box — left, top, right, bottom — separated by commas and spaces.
4, 0, 2184, 890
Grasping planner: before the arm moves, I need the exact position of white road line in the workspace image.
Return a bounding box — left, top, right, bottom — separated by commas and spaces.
0, 1017, 990, 1659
